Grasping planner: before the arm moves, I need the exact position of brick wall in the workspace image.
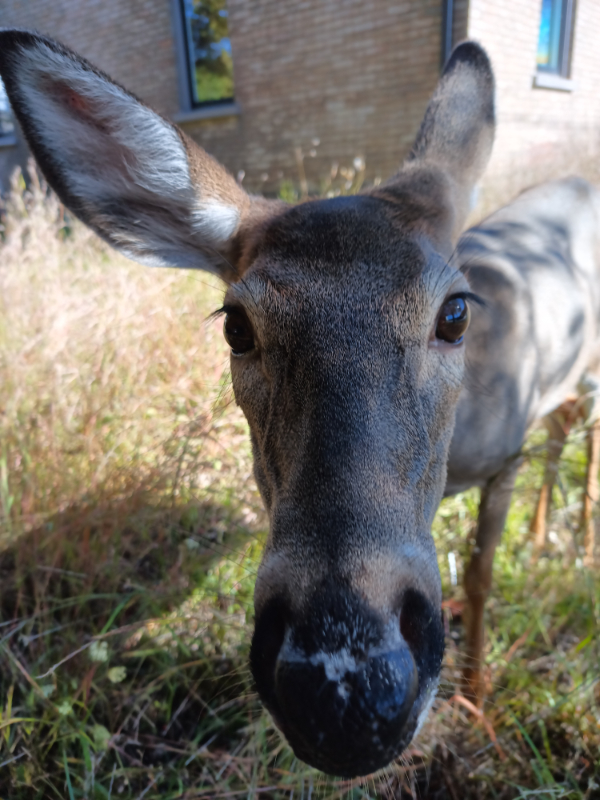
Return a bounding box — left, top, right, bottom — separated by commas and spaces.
0, 0, 179, 112
451, 0, 469, 48
184, 0, 444, 192
0, 0, 180, 191
3, 0, 599, 207
466, 0, 600, 219
0, 0, 444, 194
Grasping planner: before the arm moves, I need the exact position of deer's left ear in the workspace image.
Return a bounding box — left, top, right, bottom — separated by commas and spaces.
0, 28, 280, 279
378, 41, 495, 248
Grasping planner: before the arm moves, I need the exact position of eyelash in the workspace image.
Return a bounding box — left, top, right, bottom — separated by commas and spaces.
446, 291, 485, 308
210, 304, 236, 319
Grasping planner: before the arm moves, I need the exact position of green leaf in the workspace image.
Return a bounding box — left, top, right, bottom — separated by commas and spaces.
92, 723, 111, 751
107, 666, 127, 684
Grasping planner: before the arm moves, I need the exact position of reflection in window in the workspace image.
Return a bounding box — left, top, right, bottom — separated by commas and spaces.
0, 77, 15, 137
180, 0, 234, 106
536, 0, 574, 76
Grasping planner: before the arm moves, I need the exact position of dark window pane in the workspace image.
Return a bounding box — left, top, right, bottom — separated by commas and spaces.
0, 77, 15, 137
182, 0, 234, 105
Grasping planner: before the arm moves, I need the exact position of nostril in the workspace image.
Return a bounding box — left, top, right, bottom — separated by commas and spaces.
250, 597, 288, 710
399, 589, 444, 674
399, 589, 425, 654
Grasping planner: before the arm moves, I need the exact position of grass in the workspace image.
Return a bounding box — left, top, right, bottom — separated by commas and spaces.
0, 164, 599, 799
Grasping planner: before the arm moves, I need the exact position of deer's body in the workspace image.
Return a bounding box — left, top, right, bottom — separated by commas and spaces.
446, 177, 600, 695
449, 177, 600, 493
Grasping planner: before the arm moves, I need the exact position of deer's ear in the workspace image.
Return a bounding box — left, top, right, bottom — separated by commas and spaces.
384, 42, 495, 244
0, 29, 274, 279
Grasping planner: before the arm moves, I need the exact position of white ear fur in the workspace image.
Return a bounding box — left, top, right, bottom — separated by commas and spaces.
16, 42, 193, 205
4, 34, 245, 274
192, 201, 241, 243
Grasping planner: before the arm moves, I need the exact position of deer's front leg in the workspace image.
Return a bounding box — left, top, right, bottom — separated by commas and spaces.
462, 458, 522, 705
530, 410, 571, 555
583, 420, 600, 567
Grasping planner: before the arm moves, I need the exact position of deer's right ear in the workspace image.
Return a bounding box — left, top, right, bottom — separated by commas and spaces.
0, 29, 276, 280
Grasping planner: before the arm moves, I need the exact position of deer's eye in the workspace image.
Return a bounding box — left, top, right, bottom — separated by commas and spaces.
435, 295, 470, 344
223, 308, 255, 355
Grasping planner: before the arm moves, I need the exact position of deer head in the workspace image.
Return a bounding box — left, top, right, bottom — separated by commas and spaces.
0, 29, 494, 776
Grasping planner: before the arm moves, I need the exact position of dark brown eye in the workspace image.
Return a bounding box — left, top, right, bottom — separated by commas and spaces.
223, 308, 255, 355
435, 295, 470, 343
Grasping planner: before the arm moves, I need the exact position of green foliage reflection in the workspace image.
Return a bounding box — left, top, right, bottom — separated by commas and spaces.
184, 0, 234, 103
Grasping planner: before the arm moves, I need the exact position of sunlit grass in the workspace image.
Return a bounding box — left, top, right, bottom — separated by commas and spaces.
0, 166, 598, 798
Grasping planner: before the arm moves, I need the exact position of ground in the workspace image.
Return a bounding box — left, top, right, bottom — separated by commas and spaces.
0, 167, 598, 799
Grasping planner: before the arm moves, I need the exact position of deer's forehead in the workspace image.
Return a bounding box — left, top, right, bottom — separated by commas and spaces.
228, 197, 457, 330
243, 194, 430, 282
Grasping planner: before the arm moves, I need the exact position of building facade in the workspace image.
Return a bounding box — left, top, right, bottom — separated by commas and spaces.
1, 0, 598, 218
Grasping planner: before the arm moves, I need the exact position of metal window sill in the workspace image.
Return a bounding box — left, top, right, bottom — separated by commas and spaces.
0, 134, 17, 149
533, 72, 576, 92
172, 102, 241, 124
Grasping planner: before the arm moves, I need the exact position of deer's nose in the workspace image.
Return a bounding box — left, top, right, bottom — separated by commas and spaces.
250, 584, 442, 777
274, 638, 418, 776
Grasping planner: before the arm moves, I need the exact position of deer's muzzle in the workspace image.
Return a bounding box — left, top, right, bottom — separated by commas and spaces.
250, 582, 443, 776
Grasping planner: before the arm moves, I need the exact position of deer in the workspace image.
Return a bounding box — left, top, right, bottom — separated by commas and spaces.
447, 178, 600, 700
1, 28, 599, 778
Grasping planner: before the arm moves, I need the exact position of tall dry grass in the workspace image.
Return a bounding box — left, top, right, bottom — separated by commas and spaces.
0, 165, 273, 798
0, 163, 251, 523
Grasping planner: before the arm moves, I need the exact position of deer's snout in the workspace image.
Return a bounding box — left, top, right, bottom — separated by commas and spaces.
250, 582, 443, 777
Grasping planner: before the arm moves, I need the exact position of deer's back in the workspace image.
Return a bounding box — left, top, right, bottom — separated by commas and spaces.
445, 177, 600, 494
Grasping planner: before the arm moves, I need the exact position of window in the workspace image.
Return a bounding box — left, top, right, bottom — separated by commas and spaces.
0, 77, 16, 141
536, 0, 574, 77
180, 0, 234, 107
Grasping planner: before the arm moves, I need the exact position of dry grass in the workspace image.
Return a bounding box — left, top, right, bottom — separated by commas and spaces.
0, 165, 598, 799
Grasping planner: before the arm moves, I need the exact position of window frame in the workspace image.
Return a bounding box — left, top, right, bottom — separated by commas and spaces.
535, 0, 576, 88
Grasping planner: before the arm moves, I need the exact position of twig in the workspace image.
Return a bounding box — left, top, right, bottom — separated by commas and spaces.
34, 617, 161, 679
505, 627, 533, 664
35, 641, 93, 680
136, 771, 163, 799
3, 645, 46, 698
184, 733, 219, 767
108, 762, 116, 800
36, 565, 87, 579
0, 751, 26, 769
188, 787, 281, 799
441, 694, 506, 761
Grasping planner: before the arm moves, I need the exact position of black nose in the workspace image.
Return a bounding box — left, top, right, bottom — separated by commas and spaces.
250, 585, 443, 777
275, 642, 418, 776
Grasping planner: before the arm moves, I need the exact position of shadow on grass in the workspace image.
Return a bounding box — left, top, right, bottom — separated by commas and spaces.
2, 436, 599, 798
0, 487, 270, 798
